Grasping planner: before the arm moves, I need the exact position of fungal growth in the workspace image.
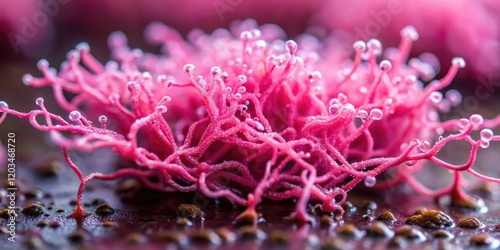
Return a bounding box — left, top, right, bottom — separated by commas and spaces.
1, 20, 499, 222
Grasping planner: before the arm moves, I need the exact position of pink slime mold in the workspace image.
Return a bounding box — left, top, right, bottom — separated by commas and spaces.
1, 21, 499, 223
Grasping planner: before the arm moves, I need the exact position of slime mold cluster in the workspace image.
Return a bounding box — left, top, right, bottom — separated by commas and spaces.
1, 20, 499, 223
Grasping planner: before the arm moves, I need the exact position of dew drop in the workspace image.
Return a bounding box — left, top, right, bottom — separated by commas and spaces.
418, 140, 431, 152
480, 140, 490, 149
225, 87, 232, 93
438, 135, 444, 142
364, 176, 377, 187
379, 60, 392, 71
127, 82, 139, 92
183, 64, 195, 73
480, 129, 494, 141
156, 106, 167, 113
370, 109, 383, 120
69, 111, 82, 121
235, 93, 242, 99
452, 57, 466, 68
353, 41, 366, 52
405, 160, 417, 166
22, 74, 33, 86
98, 115, 108, 123
285, 40, 297, 55
445, 89, 462, 106
0, 101, 8, 110
429, 91, 443, 103
400, 25, 419, 41
357, 110, 368, 119
329, 104, 340, 115
338, 93, 347, 104
469, 114, 483, 127
238, 86, 247, 93
459, 118, 470, 130
210, 66, 222, 76
35, 98, 44, 106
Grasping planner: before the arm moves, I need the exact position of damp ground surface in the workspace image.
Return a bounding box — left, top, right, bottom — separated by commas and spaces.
2, 150, 500, 250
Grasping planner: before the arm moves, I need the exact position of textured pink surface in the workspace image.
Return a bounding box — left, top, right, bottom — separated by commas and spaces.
1, 21, 500, 222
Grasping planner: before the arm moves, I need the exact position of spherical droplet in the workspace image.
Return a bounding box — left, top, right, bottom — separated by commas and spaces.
370, 109, 383, 120
329, 104, 340, 115
367, 39, 382, 51
238, 86, 247, 93
35, 98, 44, 106
76, 42, 90, 52
480, 129, 494, 141
285, 40, 297, 55
480, 140, 490, 149
238, 75, 247, 83
235, 93, 242, 99
400, 26, 419, 41
353, 41, 366, 52
364, 176, 377, 187
210, 66, 222, 76
470, 114, 483, 127
98, 115, 108, 123
452, 57, 466, 68
379, 60, 392, 71
183, 64, 195, 73
445, 89, 462, 106
127, 82, 139, 92
338, 93, 347, 104
37, 59, 49, 69
22, 74, 33, 86
418, 140, 431, 152
357, 110, 368, 119
0, 101, 8, 110
69, 111, 82, 121
459, 118, 470, 129
430, 91, 443, 103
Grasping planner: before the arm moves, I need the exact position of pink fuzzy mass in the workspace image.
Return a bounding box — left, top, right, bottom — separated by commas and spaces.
1, 21, 499, 222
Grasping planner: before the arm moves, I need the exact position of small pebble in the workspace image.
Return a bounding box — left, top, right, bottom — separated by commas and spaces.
0, 209, 10, 219
336, 223, 364, 238
437, 241, 457, 250
24, 236, 44, 249
95, 203, 115, 216
189, 230, 222, 245
470, 234, 500, 247
362, 214, 374, 222
234, 211, 258, 227
237, 226, 266, 240
319, 237, 349, 250
387, 236, 407, 249
361, 200, 377, 213
458, 217, 485, 229
55, 208, 65, 213
269, 231, 290, 246
176, 217, 193, 227
22, 204, 46, 216
176, 204, 204, 219
394, 226, 426, 241
49, 221, 61, 228
69, 199, 78, 206
126, 232, 147, 245
365, 222, 394, 238
23, 189, 44, 200
102, 221, 115, 227
341, 201, 356, 213
91, 198, 106, 206
377, 211, 396, 223
67, 229, 87, 243
320, 215, 334, 228
413, 208, 427, 215
214, 228, 235, 243
433, 229, 453, 240
36, 220, 48, 228
405, 209, 454, 229
155, 231, 188, 246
